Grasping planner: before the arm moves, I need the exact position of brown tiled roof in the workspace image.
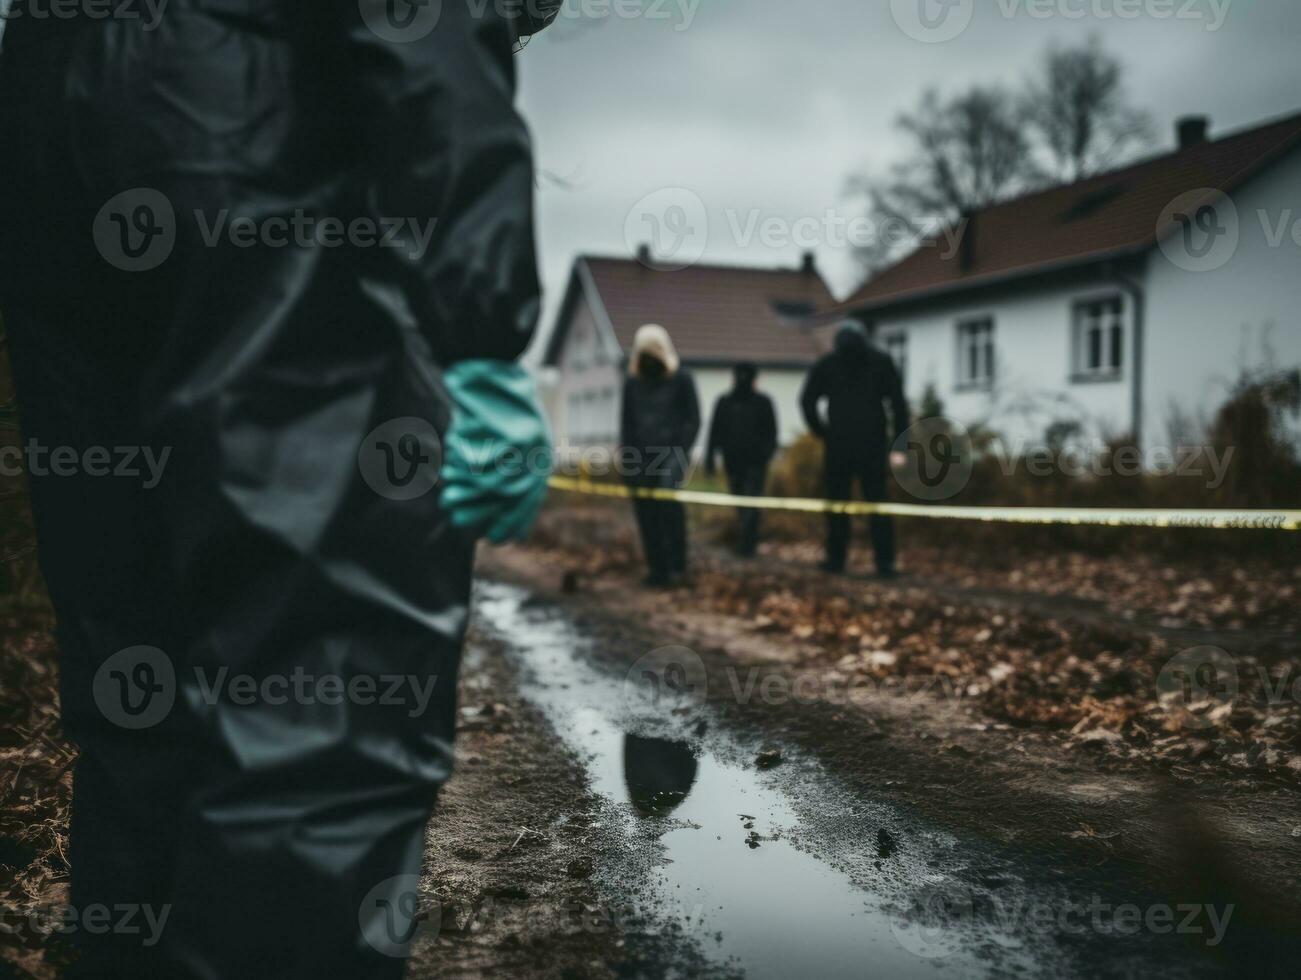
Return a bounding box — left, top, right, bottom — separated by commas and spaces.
843, 110, 1301, 313
546, 257, 836, 368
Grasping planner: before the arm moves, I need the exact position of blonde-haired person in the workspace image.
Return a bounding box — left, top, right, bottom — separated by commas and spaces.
619, 325, 701, 587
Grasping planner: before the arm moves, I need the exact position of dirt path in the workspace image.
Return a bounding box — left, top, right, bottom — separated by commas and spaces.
409, 626, 731, 980
4, 523, 1298, 977
478, 541, 1301, 977
0, 616, 730, 980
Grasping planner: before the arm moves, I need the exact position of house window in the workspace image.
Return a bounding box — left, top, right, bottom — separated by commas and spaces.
595, 387, 617, 444
882, 332, 908, 385
1073, 297, 1125, 380
957, 318, 995, 388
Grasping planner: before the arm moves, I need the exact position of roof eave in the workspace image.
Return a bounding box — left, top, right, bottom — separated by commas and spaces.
843, 241, 1154, 317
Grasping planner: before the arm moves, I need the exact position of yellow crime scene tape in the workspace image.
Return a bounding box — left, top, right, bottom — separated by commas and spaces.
546, 477, 1301, 532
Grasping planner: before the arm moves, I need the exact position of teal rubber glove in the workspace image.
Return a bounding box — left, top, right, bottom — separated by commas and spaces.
440, 361, 552, 544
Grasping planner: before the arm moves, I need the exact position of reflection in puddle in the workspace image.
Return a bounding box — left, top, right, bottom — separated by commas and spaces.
474, 582, 1003, 980
623, 735, 698, 818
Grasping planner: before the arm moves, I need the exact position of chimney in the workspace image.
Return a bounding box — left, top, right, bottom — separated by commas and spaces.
636, 243, 652, 267
958, 210, 977, 273
1177, 116, 1210, 150
801, 251, 817, 275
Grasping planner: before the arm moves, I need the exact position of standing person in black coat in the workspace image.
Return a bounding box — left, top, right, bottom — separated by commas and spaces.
704, 363, 778, 557
620, 325, 701, 588
801, 320, 910, 577
0, 4, 557, 977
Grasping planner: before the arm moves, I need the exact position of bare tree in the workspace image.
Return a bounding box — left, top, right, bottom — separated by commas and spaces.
847, 38, 1154, 280
848, 86, 1040, 275
1022, 36, 1154, 183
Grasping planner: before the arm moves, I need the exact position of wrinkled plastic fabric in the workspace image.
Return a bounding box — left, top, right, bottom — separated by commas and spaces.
440, 361, 552, 544
0, 2, 543, 977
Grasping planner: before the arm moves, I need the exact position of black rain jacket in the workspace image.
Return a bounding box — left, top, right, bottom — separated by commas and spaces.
801, 329, 910, 462
706, 388, 778, 471
620, 371, 701, 488
0, 4, 546, 978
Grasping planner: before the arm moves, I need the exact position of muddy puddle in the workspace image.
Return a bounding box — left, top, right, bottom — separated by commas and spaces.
472, 582, 1211, 979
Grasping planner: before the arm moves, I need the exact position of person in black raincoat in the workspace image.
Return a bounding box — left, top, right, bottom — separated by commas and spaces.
620, 324, 701, 588
0, 2, 558, 977
801, 320, 910, 577
704, 363, 778, 557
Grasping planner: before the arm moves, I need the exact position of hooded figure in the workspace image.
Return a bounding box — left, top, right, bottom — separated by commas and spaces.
800, 320, 910, 576
705, 364, 778, 557
620, 325, 700, 587
0, 5, 549, 978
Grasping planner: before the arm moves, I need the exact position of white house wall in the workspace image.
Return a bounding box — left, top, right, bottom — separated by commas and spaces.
553, 293, 621, 448
1143, 149, 1301, 450
875, 277, 1138, 451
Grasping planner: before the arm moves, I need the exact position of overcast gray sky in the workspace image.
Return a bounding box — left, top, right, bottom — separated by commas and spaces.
517, 0, 1301, 351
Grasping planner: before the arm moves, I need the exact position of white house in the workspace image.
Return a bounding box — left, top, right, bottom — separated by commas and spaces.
541, 250, 835, 453
843, 112, 1301, 454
